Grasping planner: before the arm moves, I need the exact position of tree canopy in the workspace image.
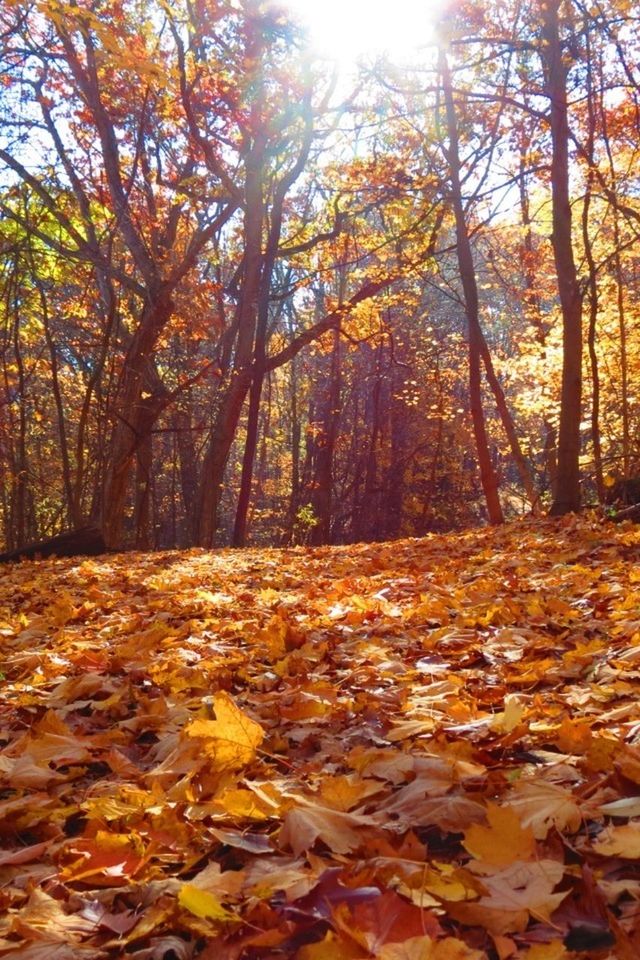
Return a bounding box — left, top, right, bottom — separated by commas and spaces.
1, 0, 639, 549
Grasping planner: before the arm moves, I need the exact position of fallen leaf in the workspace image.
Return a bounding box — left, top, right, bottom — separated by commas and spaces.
463, 802, 535, 867
593, 822, 640, 858
177, 883, 238, 922
502, 781, 581, 839
185, 692, 264, 770
377, 936, 486, 959
279, 803, 371, 855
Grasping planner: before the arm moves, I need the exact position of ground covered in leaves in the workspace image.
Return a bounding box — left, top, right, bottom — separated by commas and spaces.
2, 515, 640, 959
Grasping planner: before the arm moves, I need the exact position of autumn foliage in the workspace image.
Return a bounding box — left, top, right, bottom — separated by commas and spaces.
2, 1, 640, 953
1, 0, 640, 549
1, 515, 640, 957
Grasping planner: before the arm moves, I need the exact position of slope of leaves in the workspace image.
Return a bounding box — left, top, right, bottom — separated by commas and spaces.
1, 515, 640, 959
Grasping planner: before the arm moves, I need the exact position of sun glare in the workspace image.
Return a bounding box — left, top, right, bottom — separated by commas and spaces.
284, 0, 440, 68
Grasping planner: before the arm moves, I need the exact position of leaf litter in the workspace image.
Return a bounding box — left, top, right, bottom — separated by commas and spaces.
1, 514, 640, 957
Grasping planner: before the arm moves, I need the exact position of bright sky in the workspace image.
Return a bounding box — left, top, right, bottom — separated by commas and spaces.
284, 0, 441, 68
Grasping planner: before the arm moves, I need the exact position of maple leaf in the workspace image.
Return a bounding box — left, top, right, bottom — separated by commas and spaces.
318, 773, 384, 810
375, 781, 486, 833
449, 860, 568, 934
377, 936, 486, 959
185, 861, 246, 900
0, 753, 65, 789
598, 797, 640, 818
177, 883, 239, 922
463, 802, 536, 868
414, 862, 481, 904
489, 693, 526, 733
185, 691, 264, 770
593, 822, 640, 858
0, 840, 50, 865
0, 945, 105, 960
10, 888, 98, 942
332, 890, 442, 953
59, 830, 148, 885
279, 802, 372, 855
243, 855, 314, 900
296, 930, 367, 959
524, 943, 569, 960
502, 781, 581, 839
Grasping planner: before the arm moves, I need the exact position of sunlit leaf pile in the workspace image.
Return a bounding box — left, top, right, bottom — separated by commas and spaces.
2, 515, 640, 958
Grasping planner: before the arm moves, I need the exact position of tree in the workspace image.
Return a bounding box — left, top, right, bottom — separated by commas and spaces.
541, 0, 583, 515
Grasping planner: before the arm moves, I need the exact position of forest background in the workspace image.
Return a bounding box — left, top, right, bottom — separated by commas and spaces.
0, 0, 638, 553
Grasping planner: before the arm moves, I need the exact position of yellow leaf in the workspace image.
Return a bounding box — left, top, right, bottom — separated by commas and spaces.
279, 802, 371, 855
422, 862, 479, 902
185, 691, 264, 770
318, 773, 383, 811
502, 781, 581, 839
377, 936, 485, 959
490, 694, 526, 734
260, 615, 289, 659
448, 860, 567, 935
212, 787, 271, 820
178, 883, 236, 921
555, 715, 592, 755
593, 822, 640, 858
296, 930, 366, 959
525, 942, 567, 959
463, 803, 535, 867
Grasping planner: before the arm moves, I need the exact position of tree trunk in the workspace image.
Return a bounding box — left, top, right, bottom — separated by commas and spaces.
197, 369, 253, 547
518, 139, 558, 500
385, 365, 407, 540
310, 326, 342, 545
478, 330, 539, 511
355, 343, 383, 541
541, 0, 583, 516
197, 121, 265, 547
36, 277, 80, 528
0, 524, 106, 563
286, 350, 302, 543
133, 432, 152, 549
439, 45, 504, 525
101, 289, 174, 548
175, 407, 199, 545
581, 20, 604, 503
599, 57, 630, 483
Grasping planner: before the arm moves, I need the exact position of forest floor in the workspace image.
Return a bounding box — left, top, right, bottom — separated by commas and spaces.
1, 515, 640, 959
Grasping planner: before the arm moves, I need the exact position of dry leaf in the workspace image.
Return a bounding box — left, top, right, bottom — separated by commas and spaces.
463, 803, 535, 867
185, 692, 264, 769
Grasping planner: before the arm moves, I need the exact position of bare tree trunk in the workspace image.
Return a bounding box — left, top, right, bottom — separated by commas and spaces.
286, 350, 302, 543
518, 139, 558, 499
36, 279, 80, 528
175, 407, 199, 544
385, 363, 407, 539
233, 366, 264, 547
439, 45, 504, 524
581, 21, 604, 503
133, 428, 153, 549
12, 293, 27, 548
599, 58, 630, 482
102, 289, 174, 548
198, 369, 253, 546
355, 343, 383, 541
478, 330, 539, 510
310, 325, 342, 545
541, 0, 583, 516
197, 171, 263, 545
